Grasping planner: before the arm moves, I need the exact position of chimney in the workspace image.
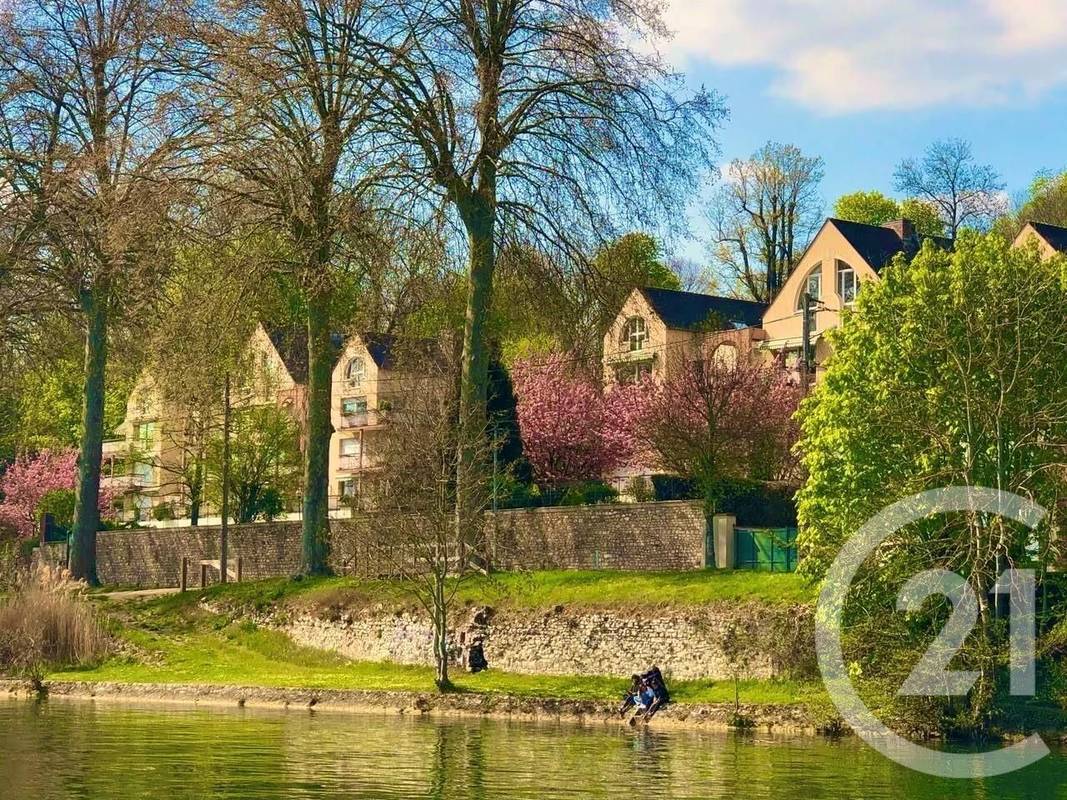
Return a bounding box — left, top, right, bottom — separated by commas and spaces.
883, 218, 917, 245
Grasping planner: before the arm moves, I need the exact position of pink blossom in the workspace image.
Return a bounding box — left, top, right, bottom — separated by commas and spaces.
0, 449, 115, 540
513, 354, 647, 484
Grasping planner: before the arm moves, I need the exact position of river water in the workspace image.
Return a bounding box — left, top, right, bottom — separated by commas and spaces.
0, 700, 1064, 799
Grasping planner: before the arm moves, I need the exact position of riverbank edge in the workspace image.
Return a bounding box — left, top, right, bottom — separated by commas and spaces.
0, 678, 822, 734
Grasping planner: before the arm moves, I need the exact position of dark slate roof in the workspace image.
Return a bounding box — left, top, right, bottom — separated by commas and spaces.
828, 218, 953, 271
361, 332, 399, 369
264, 324, 346, 385
1028, 221, 1067, 254
638, 287, 767, 330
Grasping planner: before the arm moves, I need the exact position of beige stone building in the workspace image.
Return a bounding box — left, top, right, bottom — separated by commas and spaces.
101, 323, 307, 523
1013, 221, 1067, 260
760, 218, 953, 379
102, 324, 440, 524
329, 333, 431, 506
602, 286, 767, 385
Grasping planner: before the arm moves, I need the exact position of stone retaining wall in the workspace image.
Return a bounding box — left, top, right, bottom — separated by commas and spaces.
40, 502, 709, 588
284, 603, 815, 682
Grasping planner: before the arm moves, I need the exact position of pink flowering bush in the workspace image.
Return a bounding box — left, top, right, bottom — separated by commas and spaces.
513, 354, 646, 485
0, 450, 114, 539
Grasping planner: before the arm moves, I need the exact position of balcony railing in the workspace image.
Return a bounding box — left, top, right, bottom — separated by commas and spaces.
338, 455, 363, 472
101, 473, 150, 492
339, 409, 384, 429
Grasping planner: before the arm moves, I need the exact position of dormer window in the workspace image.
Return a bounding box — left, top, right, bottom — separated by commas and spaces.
836, 260, 857, 305
796, 265, 822, 311
622, 317, 648, 352
345, 357, 366, 384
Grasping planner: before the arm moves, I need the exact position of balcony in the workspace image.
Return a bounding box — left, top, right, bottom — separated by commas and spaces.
338, 409, 384, 430
101, 473, 150, 492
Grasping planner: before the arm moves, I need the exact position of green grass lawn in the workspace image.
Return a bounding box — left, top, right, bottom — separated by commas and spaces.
136, 568, 815, 618
61, 570, 822, 710
55, 615, 823, 708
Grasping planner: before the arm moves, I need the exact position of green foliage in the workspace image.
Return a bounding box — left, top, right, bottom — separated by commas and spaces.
36, 489, 76, 532
151, 503, 175, 522
1003, 170, 1067, 236
558, 480, 618, 506
832, 191, 944, 237
832, 191, 900, 226
206, 405, 301, 524
627, 475, 654, 503
797, 232, 1067, 579
795, 231, 1067, 729
899, 199, 945, 237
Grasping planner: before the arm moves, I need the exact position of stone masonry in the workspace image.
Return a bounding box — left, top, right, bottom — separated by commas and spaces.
40, 502, 709, 588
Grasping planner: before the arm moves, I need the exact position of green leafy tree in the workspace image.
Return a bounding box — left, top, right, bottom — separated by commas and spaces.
833, 191, 901, 227
493, 233, 682, 365
833, 191, 944, 237
796, 232, 1067, 727
997, 171, 1067, 238
206, 405, 301, 525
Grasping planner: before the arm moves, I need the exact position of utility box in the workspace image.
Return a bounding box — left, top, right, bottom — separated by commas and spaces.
712, 514, 737, 569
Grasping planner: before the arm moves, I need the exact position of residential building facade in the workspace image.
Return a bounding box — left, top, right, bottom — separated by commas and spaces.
602, 286, 767, 386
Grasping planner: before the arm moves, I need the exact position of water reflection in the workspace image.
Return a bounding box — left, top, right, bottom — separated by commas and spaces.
0, 700, 1063, 800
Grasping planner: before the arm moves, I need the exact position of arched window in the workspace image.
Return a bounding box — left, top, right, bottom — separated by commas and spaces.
622, 317, 648, 352
345, 357, 366, 384
712, 343, 738, 370
795, 264, 822, 311
836, 260, 857, 305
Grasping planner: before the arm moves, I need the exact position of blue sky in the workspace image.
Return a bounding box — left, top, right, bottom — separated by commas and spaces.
662, 0, 1067, 261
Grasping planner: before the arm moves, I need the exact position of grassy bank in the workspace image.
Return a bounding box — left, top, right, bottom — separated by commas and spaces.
53, 571, 822, 712
132, 568, 814, 615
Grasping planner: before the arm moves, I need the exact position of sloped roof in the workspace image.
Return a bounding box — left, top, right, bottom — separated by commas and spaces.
828, 218, 953, 271
638, 287, 767, 330
264, 324, 346, 385
1028, 221, 1067, 254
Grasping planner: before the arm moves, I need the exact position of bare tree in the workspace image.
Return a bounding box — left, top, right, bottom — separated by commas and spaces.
366, 0, 725, 535
708, 141, 825, 302
893, 138, 1006, 239
0, 0, 189, 582
188, 0, 392, 574
354, 341, 492, 689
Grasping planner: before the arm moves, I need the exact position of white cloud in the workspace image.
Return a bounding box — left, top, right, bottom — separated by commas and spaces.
661, 0, 1067, 113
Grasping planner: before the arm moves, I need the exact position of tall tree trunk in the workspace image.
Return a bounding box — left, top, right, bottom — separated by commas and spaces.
70, 289, 108, 584
454, 196, 495, 561
301, 293, 332, 575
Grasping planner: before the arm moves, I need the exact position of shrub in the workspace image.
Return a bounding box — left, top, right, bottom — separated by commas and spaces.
0, 563, 110, 685
651, 474, 698, 501
152, 502, 175, 522
560, 481, 618, 506
37, 489, 76, 540
627, 476, 655, 503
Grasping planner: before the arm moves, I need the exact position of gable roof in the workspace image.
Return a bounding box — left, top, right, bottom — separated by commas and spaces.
638, 287, 767, 330
264, 324, 346, 385
827, 218, 953, 271
1026, 221, 1067, 254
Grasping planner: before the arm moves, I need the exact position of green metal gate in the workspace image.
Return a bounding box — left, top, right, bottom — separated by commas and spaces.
735, 527, 798, 572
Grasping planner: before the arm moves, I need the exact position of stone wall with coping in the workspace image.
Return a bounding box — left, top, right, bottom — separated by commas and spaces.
283, 602, 815, 682
39, 501, 708, 588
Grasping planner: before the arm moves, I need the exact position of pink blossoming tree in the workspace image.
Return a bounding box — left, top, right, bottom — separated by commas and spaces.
513, 354, 645, 485
0, 450, 114, 540
635, 353, 802, 499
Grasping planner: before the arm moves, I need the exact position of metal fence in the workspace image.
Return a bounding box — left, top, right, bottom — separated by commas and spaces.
735, 527, 798, 572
